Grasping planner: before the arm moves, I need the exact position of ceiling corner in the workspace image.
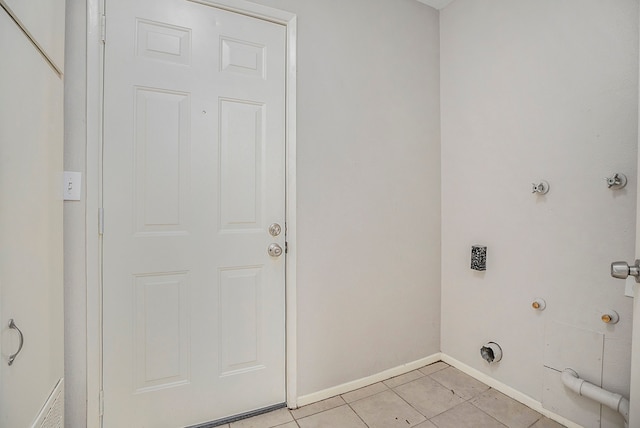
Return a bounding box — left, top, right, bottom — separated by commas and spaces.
416, 0, 454, 10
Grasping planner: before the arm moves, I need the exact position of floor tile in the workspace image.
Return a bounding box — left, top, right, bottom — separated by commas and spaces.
529, 417, 566, 428
413, 421, 438, 428
429, 366, 490, 400
230, 408, 294, 428
291, 396, 345, 420
341, 382, 388, 403
224, 361, 565, 428
296, 405, 367, 428
430, 402, 507, 428
274, 422, 298, 428
418, 361, 450, 376
383, 370, 425, 388
349, 390, 427, 428
394, 376, 466, 418
470, 389, 542, 428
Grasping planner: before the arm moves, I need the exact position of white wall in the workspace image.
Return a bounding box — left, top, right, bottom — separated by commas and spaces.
63, 0, 87, 424
247, 0, 442, 397
441, 1, 638, 427
63, 0, 442, 423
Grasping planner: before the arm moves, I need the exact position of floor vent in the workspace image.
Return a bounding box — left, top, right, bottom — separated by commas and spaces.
32, 378, 64, 428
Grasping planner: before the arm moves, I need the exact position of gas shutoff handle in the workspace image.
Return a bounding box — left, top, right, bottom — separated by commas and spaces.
611, 260, 640, 282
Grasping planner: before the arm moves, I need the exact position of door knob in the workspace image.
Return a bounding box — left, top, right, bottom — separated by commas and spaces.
268, 243, 283, 257
611, 260, 640, 282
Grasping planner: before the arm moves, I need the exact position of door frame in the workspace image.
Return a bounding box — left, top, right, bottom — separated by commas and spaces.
85, 1, 297, 426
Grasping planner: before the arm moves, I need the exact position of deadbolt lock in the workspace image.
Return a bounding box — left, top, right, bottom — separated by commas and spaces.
269, 223, 282, 237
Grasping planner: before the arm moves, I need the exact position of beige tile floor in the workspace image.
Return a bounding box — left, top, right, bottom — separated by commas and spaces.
221, 362, 566, 428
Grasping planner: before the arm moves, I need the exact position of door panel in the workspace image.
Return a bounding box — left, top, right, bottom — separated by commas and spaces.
102, 0, 286, 426
0, 7, 64, 428
134, 87, 190, 235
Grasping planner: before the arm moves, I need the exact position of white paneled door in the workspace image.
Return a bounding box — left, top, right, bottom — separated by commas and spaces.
102, 0, 286, 426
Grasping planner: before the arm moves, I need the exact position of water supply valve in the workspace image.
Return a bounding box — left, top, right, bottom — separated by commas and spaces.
605, 173, 627, 190
531, 181, 549, 195
531, 298, 546, 311
601, 310, 619, 325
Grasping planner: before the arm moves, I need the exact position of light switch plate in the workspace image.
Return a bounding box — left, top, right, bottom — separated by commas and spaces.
63, 171, 82, 201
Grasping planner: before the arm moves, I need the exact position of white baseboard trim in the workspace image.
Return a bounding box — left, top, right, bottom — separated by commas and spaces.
295, 353, 442, 408
440, 355, 582, 428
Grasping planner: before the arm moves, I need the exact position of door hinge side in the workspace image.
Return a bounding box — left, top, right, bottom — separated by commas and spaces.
98, 208, 104, 235
285, 241, 288, 254
100, 14, 106, 43
99, 390, 104, 416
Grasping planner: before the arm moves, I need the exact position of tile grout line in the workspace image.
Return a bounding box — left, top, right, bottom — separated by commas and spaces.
344, 383, 390, 427
526, 415, 545, 428
466, 389, 550, 428
403, 367, 505, 426
346, 401, 372, 428
289, 363, 449, 425
385, 380, 431, 426
372, 363, 453, 425
340, 364, 457, 428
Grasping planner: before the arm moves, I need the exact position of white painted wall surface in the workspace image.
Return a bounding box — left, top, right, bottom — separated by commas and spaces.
63, 0, 87, 425
246, 0, 441, 397
64, 0, 441, 421
441, 1, 638, 427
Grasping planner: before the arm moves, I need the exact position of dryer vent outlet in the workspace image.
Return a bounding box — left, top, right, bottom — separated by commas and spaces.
480, 342, 502, 364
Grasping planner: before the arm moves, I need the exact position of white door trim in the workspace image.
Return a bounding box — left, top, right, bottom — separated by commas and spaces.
85, 1, 297, 426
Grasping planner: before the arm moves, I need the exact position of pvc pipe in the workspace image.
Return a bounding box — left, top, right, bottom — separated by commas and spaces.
561, 369, 629, 427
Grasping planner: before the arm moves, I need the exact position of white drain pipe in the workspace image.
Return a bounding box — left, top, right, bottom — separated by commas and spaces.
561, 368, 629, 428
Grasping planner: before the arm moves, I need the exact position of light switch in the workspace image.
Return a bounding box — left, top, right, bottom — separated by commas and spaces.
63, 171, 82, 201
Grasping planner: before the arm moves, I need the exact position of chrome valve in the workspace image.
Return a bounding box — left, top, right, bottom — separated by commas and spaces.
605, 173, 627, 189
531, 180, 549, 195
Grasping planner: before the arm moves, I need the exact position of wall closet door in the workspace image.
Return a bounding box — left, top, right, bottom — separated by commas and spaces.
0, 4, 64, 427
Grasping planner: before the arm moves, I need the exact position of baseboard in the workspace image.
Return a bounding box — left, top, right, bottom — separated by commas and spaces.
295, 353, 442, 407
440, 355, 582, 428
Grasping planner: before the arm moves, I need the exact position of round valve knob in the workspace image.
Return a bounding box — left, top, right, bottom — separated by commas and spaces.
268, 243, 283, 257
